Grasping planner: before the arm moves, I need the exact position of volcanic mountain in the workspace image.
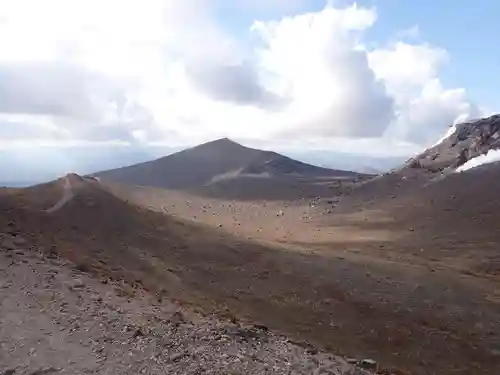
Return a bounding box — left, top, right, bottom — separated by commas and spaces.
341, 114, 500, 204
92, 138, 364, 194
401, 114, 500, 177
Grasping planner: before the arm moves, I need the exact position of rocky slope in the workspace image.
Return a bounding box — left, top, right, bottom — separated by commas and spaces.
337, 114, 500, 205
0, 232, 373, 375
5, 173, 500, 374
402, 114, 500, 176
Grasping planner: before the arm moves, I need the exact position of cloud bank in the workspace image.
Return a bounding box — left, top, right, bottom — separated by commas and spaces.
0, 0, 483, 152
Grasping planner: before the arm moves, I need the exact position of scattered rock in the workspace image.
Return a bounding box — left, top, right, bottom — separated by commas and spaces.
132, 328, 144, 339
29, 368, 60, 375
68, 278, 85, 290
253, 324, 269, 332
74, 263, 90, 272
228, 326, 267, 343
358, 359, 378, 371
169, 311, 186, 326
1, 238, 16, 250
169, 351, 189, 362
0, 222, 380, 375
306, 346, 318, 355
12, 236, 26, 246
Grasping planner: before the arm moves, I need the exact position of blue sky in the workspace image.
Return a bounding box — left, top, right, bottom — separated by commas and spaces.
364, 0, 499, 110
0, 0, 496, 181
214, 0, 499, 110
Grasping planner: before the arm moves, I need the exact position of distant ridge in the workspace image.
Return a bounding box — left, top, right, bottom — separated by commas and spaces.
93, 138, 364, 191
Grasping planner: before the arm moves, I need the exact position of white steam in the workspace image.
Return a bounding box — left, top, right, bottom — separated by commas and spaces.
430, 124, 457, 148
456, 149, 500, 172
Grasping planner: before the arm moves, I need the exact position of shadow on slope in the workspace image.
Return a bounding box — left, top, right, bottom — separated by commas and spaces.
323, 163, 500, 278
195, 175, 354, 201
383, 163, 500, 275
1, 177, 500, 375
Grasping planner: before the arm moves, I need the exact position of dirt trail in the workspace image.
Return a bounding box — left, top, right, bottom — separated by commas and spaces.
45, 178, 73, 214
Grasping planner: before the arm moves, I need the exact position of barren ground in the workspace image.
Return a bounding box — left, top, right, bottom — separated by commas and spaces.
2, 174, 500, 374
0, 231, 369, 375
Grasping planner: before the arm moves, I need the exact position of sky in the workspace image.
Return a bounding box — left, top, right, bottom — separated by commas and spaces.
0, 0, 498, 181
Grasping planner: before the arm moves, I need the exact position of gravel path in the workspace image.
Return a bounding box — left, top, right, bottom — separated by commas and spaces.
0, 233, 371, 375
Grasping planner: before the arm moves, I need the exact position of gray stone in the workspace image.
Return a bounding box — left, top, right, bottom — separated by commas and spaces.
68, 278, 85, 290
358, 359, 377, 371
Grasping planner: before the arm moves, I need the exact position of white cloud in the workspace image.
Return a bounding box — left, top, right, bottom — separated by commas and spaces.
0, 138, 130, 150
219, 0, 309, 15
0, 0, 487, 156
388, 79, 478, 145
369, 42, 448, 91
251, 4, 394, 138
0, 62, 115, 119
456, 149, 500, 172
368, 43, 479, 146
396, 25, 421, 40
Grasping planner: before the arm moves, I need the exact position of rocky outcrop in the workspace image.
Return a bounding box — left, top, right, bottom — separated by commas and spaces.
403, 114, 500, 175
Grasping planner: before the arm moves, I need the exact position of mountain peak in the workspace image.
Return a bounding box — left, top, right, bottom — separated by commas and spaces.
190, 137, 250, 153
206, 137, 241, 146
93, 136, 362, 192
217, 137, 233, 142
